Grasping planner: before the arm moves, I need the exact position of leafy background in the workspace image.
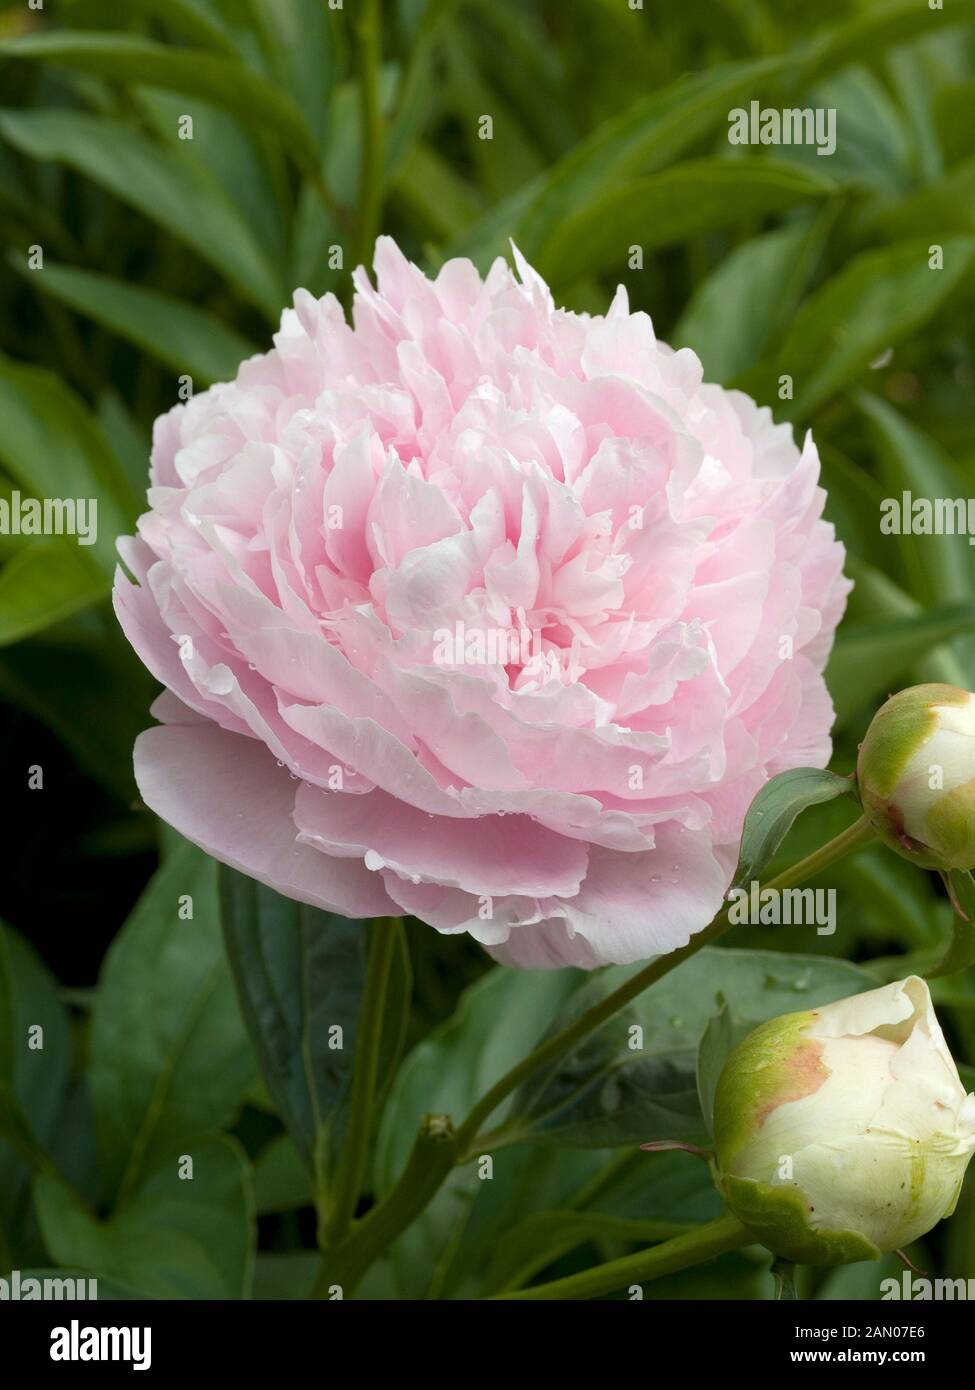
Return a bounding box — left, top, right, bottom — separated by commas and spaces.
2, 0, 975, 1300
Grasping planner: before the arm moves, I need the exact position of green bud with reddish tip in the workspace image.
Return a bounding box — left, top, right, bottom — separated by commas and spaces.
711, 978, 975, 1265
857, 683, 975, 871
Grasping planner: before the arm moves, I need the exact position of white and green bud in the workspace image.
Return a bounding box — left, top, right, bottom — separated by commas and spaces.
857, 683, 975, 871
711, 977, 975, 1264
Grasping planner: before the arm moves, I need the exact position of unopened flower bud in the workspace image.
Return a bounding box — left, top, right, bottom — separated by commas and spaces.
857, 683, 975, 871
711, 977, 975, 1264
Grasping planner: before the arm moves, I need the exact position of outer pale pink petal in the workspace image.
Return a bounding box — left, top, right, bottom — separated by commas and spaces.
490, 825, 728, 968
293, 783, 589, 899
134, 723, 396, 917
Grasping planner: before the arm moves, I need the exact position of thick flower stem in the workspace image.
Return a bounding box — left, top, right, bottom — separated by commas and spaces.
321, 918, 401, 1248
454, 813, 877, 1157
487, 1213, 752, 1300
352, 0, 384, 271
312, 1115, 456, 1298
318, 814, 875, 1294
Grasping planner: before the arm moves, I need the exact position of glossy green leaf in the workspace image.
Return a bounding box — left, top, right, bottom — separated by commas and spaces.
88, 842, 256, 1202
697, 1001, 755, 1138
0, 925, 71, 1233
34, 1137, 255, 1299
373, 964, 585, 1297
219, 867, 410, 1202
733, 766, 857, 889
508, 949, 875, 1150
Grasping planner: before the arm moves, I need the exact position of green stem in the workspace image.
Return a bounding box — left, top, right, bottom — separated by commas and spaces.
352, 0, 384, 270
322, 918, 400, 1247
487, 1213, 752, 1301
320, 814, 876, 1293
455, 814, 876, 1157
312, 1114, 456, 1298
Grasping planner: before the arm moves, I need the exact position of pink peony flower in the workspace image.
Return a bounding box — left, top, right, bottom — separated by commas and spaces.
114, 238, 850, 968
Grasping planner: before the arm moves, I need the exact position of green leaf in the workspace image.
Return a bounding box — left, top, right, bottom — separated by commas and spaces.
697, 1001, 754, 1138
771, 68, 911, 195
119, 0, 240, 53
218, 867, 409, 1201
869, 156, 975, 240
936, 82, 975, 167
800, 0, 975, 84
391, 142, 483, 241
373, 964, 584, 1297
12, 256, 257, 386
484, 1210, 697, 1297
0, 110, 286, 319
674, 215, 828, 383
252, 1134, 314, 1215
733, 766, 857, 889
0, 623, 156, 799
33, 1138, 255, 1299
88, 841, 255, 1202
507, 949, 875, 1150
133, 86, 289, 270
537, 159, 835, 287
857, 391, 975, 607
0, 32, 320, 173
0, 542, 107, 647
741, 238, 975, 419
816, 1252, 903, 1300
827, 604, 975, 727
0, 353, 137, 577
252, 1251, 319, 1300
97, 390, 150, 505
246, 0, 336, 144
446, 57, 790, 266
929, 871, 975, 979
0, 925, 71, 1233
